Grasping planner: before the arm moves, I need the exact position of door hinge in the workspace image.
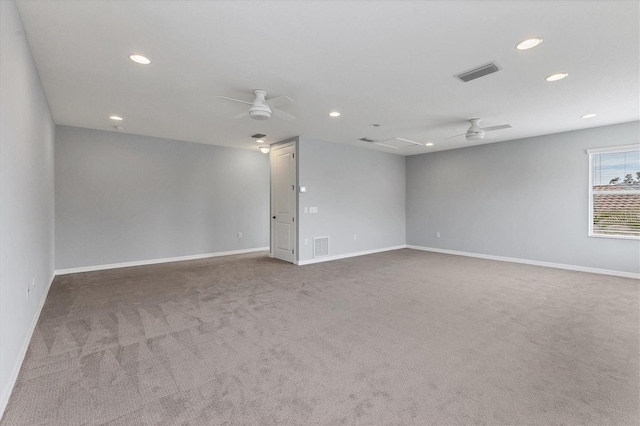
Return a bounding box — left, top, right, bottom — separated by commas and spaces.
292, 217, 295, 222
292, 153, 295, 158
292, 249, 295, 254
292, 185, 295, 190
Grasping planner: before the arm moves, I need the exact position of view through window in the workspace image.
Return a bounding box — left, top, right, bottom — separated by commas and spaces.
589, 146, 640, 238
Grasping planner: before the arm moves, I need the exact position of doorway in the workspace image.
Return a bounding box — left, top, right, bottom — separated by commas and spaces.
270, 142, 296, 263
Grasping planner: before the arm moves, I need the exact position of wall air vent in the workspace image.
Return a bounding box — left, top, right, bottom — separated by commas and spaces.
313, 237, 330, 258
455, 62, 501, 82
359, 137, 375, 143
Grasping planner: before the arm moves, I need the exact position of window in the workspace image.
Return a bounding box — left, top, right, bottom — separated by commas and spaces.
588, 145, 640, 239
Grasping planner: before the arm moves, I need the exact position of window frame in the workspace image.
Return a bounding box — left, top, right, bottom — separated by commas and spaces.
587, 144, 640, 240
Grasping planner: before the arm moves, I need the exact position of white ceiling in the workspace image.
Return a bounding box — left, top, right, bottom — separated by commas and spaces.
15, 0, 640, 155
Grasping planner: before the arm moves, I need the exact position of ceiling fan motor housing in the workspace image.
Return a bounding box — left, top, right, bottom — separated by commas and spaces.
466, 118, 485, 140
249, 89, 272, 120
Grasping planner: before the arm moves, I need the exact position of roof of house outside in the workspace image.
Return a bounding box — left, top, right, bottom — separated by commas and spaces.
593, 184, 640, 192
593, 193, 640, 211
592, 185, 640, 237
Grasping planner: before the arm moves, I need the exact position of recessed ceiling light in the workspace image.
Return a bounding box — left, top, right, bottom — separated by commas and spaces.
256, 139, 265, 143
425, 142, 434, 146
516, 38, 543, 50
259, 146, 270, 154
329, 111, 341, 117
546, 72, 568, 82
370, 124, 380, 127
581, 113, 597, 119
109, 115, 123, 121
129, 54, 150, 65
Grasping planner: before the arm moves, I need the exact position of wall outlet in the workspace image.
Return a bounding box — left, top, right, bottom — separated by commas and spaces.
304, 207, 309, 213
237, 232, 243, 238
353, 234, 357, 240
32, 276, 35, 289
436, 232, 441, 238
309, 207, 318, 213
304, 238, 309, 245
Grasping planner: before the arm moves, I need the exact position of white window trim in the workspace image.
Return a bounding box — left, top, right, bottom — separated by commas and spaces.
588, 145, 640, 240
586, 144, 639, 155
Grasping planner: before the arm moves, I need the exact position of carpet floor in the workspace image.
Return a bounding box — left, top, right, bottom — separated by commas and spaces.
2, 249, 638, 425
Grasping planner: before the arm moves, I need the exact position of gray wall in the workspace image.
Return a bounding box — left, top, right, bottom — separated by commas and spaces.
0, 0, 55, 413
406, 121, 640, 274
55, 126, 269, 270
297, 137, 406, 262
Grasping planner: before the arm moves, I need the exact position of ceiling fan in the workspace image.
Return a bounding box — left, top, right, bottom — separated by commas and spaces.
218, 89, 295, 121
446, 118, 511, 141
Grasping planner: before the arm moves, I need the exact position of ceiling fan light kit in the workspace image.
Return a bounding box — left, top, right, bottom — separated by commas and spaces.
466, 132, 485, 141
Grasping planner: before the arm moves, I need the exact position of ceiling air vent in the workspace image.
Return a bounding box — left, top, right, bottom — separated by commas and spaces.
251, 133, 267, 139
455, 62, 501, 82
374, 137, 421, 149
359, 137, 375, 143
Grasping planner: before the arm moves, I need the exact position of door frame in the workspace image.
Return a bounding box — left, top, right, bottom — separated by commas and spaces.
269, 140, 298, 263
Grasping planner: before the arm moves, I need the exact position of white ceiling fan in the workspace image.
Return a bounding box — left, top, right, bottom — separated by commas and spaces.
218, 89, 295, 121
446, 118, 511, 141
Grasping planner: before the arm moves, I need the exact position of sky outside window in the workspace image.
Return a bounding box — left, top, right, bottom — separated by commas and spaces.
592, 150, 640, 186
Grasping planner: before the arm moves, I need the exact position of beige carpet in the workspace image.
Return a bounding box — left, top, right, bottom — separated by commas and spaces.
2, 249, 638, 425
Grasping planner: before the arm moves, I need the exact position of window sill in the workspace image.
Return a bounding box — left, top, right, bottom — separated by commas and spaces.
588, 233, 640, 241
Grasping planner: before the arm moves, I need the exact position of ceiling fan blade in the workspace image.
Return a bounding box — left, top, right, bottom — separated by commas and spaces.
218, 96, 252, 105
483, 124, 512, 132
272, 108, 296, 121
267, 96, 293, 108
232, 110, 250, 119
443, 133, 465, 140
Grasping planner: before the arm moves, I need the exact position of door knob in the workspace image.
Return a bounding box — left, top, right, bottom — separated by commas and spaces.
272, 216, 276, 219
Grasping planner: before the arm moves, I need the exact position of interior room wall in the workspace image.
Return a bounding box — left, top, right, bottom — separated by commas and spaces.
297, 137, 406, 263
406, 121, 640, 275
0, 0, 56, 416
55, 126, 270, 270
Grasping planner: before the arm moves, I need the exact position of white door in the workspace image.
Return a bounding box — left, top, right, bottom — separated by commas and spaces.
270, 143, 296, 263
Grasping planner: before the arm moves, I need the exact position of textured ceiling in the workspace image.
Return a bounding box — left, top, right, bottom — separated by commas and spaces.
15, 0, 640, 155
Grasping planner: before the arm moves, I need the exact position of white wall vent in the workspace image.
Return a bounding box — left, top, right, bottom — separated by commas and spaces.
313, 237, 330, 258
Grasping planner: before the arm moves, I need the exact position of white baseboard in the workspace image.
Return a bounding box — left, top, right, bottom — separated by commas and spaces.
407, 245, 640, 280
1, 272, 55, 420
55, 247, 270, 275
295, 245, 407, 266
